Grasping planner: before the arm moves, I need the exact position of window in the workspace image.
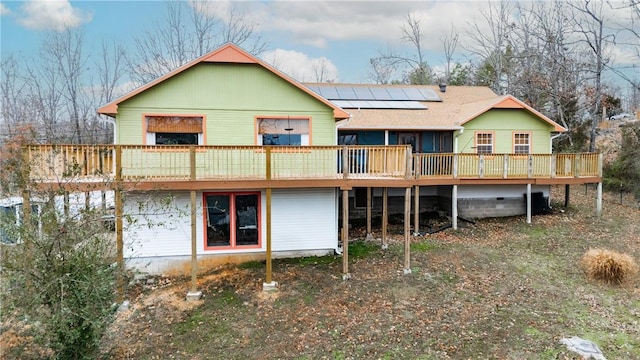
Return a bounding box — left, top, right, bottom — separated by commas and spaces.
257, 118, 309, 146
475, 133, 493, 154
145, 115, 204, 145
204, 192, 260, 249
513, 133, 531, 154
338, 133, 358, 145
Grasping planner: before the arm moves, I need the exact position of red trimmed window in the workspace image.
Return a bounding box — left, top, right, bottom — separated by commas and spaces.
257, 118, 309, 146
204, 192, 260, 249
146, 115, 204, 145
475, 133, 493, 154
513, 133, 531, 154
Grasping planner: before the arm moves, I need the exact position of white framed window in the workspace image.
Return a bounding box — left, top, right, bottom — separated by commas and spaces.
145, 115, 204, 145
475, 132, 493, 154
257, 118, 309, 146
513, 133, 531, 154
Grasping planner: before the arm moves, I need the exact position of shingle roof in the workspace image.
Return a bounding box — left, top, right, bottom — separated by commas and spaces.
304, 84, 565, 132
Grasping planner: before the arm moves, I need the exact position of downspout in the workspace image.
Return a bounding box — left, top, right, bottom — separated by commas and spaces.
453, 126, 464, 153
334, 112, 352, 255
98, 116, 117, 145
550, 133, 562, 153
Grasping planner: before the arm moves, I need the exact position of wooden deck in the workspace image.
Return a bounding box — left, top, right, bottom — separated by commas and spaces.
23, 145, 602, 190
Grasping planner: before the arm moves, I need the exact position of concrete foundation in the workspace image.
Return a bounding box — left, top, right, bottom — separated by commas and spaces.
262, 281, 278, 292
186, 291, 202, 301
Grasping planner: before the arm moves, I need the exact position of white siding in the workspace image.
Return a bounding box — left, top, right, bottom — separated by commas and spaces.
123, 192, 195, 258
271, 188, 338, 251
123, 188, 338, 259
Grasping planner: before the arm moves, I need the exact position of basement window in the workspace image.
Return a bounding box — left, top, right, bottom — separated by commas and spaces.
204, 192, 260, 250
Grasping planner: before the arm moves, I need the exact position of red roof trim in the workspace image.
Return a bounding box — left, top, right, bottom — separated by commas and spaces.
97, 43, 349, 119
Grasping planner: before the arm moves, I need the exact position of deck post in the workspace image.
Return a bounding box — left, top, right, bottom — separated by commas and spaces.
366, 187, 372, 240
564, 184, 570, 208
382, 187, 388, 249
186, 146, 202, 301
596, 182, 603, 217
114, 145, 124, 302
526, 183, 532, 224
342, 146, 349, 178
503, 154, 508, 178
263, 147, 277, 291
413, 186, 420, 235
403, 187, 412, 274
342, 189, 351, 280
452, 185, 458, 230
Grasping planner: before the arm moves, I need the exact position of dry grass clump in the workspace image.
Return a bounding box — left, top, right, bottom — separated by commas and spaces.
581, 248, 639, 285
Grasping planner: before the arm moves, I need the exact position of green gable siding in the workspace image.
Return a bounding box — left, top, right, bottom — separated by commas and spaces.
457, 109, 555, 154
115, 63, 336, 145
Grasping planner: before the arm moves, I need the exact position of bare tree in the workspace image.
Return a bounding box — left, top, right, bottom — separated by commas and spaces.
465, 0, 515, 94
441, 24, 459, 84
368, 13, 435, 85
40, 28, 89, 144
568, 0, 616, 152
367, 57, 396, 84
128, 2, 267, 85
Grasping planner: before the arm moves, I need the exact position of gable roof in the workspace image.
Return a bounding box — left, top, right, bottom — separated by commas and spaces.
313, 84, 565, 132
98, 43, 350, 119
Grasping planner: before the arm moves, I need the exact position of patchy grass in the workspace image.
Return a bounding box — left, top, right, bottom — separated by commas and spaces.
7, 185, 636, 360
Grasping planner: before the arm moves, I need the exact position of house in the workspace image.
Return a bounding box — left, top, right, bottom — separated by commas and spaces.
22, 44, 602, 291
306, 83, 568, 223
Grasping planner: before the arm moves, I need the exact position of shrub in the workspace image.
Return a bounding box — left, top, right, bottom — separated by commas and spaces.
581, 248, 639, 285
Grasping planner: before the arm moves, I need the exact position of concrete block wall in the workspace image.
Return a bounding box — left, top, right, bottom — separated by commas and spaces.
457, 197, 526, 218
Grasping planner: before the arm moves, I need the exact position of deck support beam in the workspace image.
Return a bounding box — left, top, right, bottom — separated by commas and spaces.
342, 189, 351, 280
526, 183, 532, 224
452, 185, 458, 230
187, 146, 202, 300
403, 187, 412, 274
596, 182, 602, 217
186, 189, 202, 301
114, 145, 124, 302
366, 187, 372, 240
564, 184, 570, 208
263, 146, 277, 291
413, 186, 420, 235
381, 187, 388, 249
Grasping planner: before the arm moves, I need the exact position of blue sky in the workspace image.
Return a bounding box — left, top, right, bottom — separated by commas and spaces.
1, 1, 638, 87
0, 0, 500, 84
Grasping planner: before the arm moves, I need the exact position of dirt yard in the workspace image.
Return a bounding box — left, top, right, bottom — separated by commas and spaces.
5, 185, 640, 359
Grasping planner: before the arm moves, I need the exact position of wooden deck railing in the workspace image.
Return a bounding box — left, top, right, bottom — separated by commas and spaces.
24, 145, 411, 182
413, 153, 602, 179
24, 145, 602, 183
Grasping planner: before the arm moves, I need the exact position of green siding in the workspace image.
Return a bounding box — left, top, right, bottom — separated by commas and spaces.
116, 63, 336, 145
457, 109, 555, 154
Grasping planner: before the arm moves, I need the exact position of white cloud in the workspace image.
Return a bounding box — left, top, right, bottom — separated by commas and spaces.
262, 49, 339, 82
258, 1, 488, 51
17, 0, 92, 30
0, 3, 10, 16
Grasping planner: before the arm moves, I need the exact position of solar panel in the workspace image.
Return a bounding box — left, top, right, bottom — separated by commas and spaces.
417, 88, 442, 102
385, 87, 410, 101
369, 87, 393, 100
401, 88, 428, 101
305, 84, 441, 102
333, 100, 427, 109
352, 87, 374, 100
335, 86, 358, 99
